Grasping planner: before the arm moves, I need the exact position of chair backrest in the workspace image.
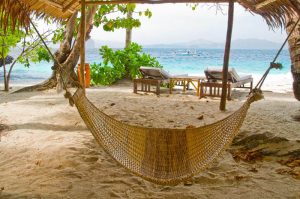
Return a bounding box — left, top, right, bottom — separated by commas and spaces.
229, 68, 240, 82
139, 66, 171, 79
204, 68, 240, 83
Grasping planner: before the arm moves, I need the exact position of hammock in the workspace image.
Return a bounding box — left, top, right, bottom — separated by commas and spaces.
23, 6, 299, 185
72, 88, 258, 185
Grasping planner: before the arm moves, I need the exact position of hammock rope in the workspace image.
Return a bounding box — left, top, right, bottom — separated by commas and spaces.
17, 2, 298, 184
255, 17, 300, 90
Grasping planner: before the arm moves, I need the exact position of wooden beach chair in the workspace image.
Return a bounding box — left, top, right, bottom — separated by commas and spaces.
134, 66, 204, 95
138, 66, 171, 80
200, 68, 253, 99
133, 67, 170, 95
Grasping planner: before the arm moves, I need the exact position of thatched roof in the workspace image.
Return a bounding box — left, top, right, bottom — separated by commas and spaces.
0, 0, 300, 31
0, 0, 80, 31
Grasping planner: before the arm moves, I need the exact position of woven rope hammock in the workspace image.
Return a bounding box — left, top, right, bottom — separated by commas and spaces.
72, 88, 257, 185
18, 0, 299, 185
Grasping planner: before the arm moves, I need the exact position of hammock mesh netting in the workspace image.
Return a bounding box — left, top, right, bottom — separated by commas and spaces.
73, 88, 255, 185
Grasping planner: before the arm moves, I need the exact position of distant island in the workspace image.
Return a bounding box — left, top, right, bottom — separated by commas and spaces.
86, 38, 286, 50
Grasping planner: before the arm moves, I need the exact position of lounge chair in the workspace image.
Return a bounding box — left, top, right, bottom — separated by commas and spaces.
200, 67, 253, 99
138, 66, 173, 80
133, 66, 180, 95
134, 66, 205, 95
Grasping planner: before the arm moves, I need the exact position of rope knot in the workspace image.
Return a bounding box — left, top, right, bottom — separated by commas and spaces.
64, 91, 74, 107
270, 62, 283, 70
250, 88, 264, 102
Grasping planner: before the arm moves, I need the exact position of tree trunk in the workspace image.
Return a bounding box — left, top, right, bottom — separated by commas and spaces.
16, 6, 97, 93
3, 64, 8, 91
1, 46, 8, 91
286, 15, 300, 101
6, 59, 18, 92
123, 10, 133, 80
125, 11, 133, 48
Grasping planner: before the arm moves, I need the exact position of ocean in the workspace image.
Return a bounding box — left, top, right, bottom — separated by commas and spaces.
0, 48, 292, 92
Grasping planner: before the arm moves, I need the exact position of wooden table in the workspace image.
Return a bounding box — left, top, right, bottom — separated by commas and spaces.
169, 76, 206, 96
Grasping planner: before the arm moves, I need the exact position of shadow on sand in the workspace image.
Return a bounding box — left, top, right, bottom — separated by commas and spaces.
8, 122, 87, 132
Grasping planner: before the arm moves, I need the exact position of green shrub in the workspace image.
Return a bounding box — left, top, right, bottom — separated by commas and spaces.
90, 42, 161, 85
90, 63, 124, 85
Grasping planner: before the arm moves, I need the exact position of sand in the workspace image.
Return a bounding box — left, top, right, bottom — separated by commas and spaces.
0, 82, 300, 199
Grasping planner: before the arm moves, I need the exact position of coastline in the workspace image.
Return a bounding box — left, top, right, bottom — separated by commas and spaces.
1, 47, 292, 93
0, 82, 299, 198
3, 71, 295, 94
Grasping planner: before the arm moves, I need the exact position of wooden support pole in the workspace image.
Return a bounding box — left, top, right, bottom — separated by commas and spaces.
220, 0, 234, 111
80, 0, 86, 93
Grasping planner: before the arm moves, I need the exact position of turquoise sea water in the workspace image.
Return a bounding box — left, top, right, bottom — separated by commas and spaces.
0, 48, 292, 91
142, 48, 291, 75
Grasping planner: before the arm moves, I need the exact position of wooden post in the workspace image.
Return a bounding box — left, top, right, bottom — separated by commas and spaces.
133, 79, 137, 93
80, 0, 86, 93
220, 0, 234, 111
156, 80, 160, 95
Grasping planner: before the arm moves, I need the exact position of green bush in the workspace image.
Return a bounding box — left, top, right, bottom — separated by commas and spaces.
90, 63, 124, 85
90, 42, 161, 85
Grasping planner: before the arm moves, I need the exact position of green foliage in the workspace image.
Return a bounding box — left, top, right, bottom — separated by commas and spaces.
144, 9, 152, 18
90, 63, 125, 85
190, 4, 198, 11
0, 29, 24, 58
52, 27, 65, 44
94, 4, 149, 32
0, 21, 51, 68
0, 19, 52, 91
18, 46, 51, 68
36, 47, 51, 62
52, 20, 79, 44
52, 4, 152, 44
102, 17, 141, 32
90, 43, 161, 85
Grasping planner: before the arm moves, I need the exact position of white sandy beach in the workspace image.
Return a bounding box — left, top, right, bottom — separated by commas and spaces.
0, 82, 300, 198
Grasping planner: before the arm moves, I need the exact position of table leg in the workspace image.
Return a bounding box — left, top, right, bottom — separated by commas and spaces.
133, 79, 137, 93
197, 80, 200, 96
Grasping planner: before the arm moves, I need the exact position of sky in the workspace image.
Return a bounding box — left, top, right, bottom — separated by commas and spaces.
89, 3, 288, 45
